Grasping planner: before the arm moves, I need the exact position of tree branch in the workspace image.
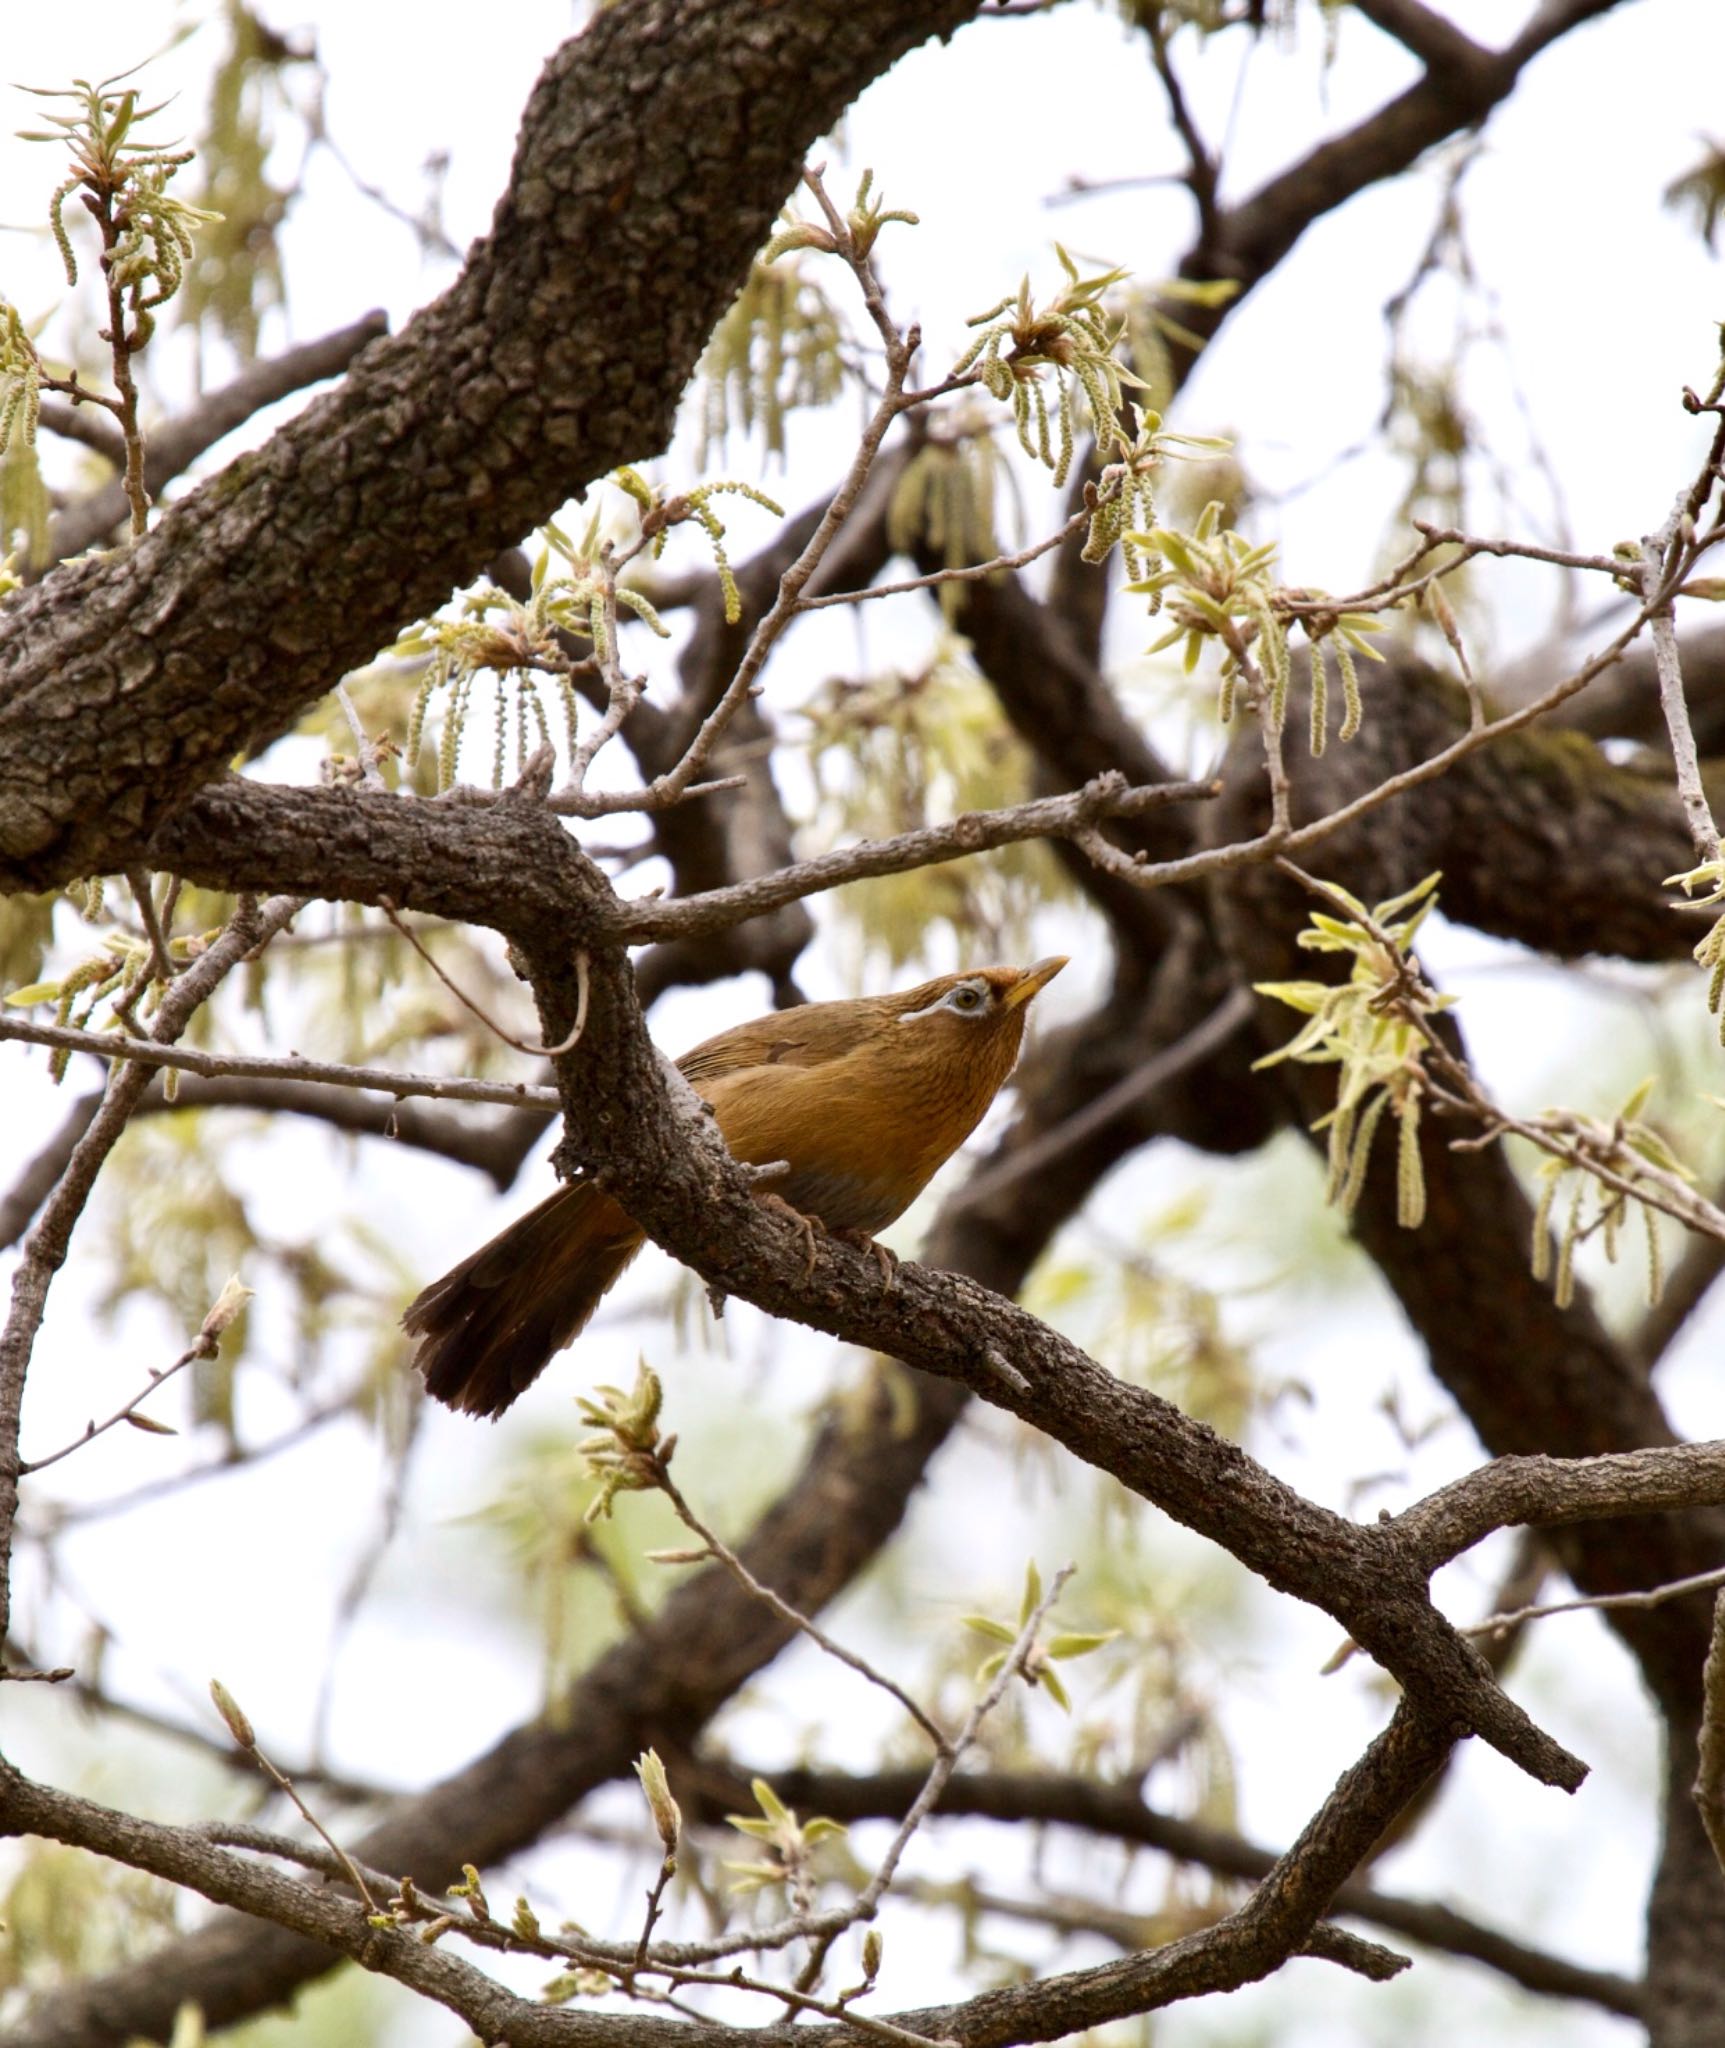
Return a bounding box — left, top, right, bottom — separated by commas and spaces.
0, 0, 986, 890
39, 313, 390, 570
693, 1757, 1641, 2017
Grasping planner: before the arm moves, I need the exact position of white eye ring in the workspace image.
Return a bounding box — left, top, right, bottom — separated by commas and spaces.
950, 985, 984, 1012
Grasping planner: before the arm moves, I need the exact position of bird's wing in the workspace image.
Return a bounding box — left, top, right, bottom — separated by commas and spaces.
675, 1006, 876, 1085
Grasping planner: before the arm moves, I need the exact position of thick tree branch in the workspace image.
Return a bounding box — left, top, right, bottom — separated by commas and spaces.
0, 1708, 1436, 2048
38, 312, 390, 569
524, 944, 1590, 1790
696, 1758, 1641, 2017
3, 972, 1138, 2043
0, 0, 985, 890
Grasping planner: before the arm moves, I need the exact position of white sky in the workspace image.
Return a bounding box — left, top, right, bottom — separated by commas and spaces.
4, 4, 1724, 2044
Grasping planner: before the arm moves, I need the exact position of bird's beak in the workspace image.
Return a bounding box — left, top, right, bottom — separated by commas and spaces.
1003, 955, 1068, 1009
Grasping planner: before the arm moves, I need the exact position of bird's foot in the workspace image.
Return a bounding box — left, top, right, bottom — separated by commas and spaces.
754, 1191, 822, 1276
833, 1227, 897, 1290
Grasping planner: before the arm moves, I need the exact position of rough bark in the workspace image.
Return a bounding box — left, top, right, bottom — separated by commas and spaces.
0, 0, 981, 890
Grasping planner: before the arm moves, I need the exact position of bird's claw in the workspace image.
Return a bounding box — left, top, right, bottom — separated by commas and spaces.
755, 1190, 821, 1276
834, 1227, 897, 1290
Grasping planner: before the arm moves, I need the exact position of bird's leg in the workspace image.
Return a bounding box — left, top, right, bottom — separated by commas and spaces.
753, 1190, 822, 1277
831, 1227, 897, 1291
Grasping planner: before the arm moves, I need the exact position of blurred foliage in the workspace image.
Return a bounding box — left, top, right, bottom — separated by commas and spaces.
181, 2, 308, 361
0, 431, 50, 573
1121, 277, 1241, 418
803, 643, 1072, 972
93, 1115, 400, 1429
1666, 139, 1725, 251
0, 1840, 180, 1997
1383, 356, 1472, 537
294, 662, 429, 792
229, 887, 541, 1079
698, 256, 848, 467
1025, 1200, 1256, 1440
471, 1432, 667, 1704
2, 876, 241, 1079
477, 1378, 802, 1704
0, 890, 59, 994
1118, 0, 1314, 40
94, 1117, 258, 1438
222, 1963, 394, 2048
0, 301, 43, 464
887, 409, 1016, 619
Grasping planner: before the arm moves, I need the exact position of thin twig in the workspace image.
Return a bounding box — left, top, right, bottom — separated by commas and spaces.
125, 870, 176, 983
618, 166, 926, 815
792, 1564, 1076, 1995
1469, 1560, 1725, 1639
1642, 537, 1721, 863
793, 509, 1088, 611
1695, 1586, 1725, 1877
335, 682, 389, 791
0, 1013, 561, 1110
653, 1463, 948, 1752
0, 895, 301, 1661
378, 902, 590, 1057
194, 1821, 401, 1902
21, 1331, 209, 1477
216, 1707, 381, 1916
634, 1854, 679, 1968
615, 772, 1218, 944
1412, 522, 1627, 576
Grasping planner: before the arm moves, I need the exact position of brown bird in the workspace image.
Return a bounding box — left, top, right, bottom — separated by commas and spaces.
404, 957, 1067, 1417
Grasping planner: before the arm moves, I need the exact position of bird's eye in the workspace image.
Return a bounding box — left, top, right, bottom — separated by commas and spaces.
950, 985, 983, 1012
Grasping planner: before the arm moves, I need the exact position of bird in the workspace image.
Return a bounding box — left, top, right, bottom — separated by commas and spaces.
403, 956, 1068, 1417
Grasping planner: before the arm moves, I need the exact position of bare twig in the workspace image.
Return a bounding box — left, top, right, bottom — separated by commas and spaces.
0, 895, 301, 1662
1695, 1586, 1725, 1878
19, 1309, 232, 1477
1642, 541, 1723, 863
615, 772, 1217, 944
125, 870, 175, 983
209, 1684, 380, 1915
1143, 4, 1219, 242
1412, 522, 1626, 577
793, 507, 1089, 611
790, 1562, 1077, 1994
0, 1013, 561, 1111
611, 167, 931, 817
378, 903, 590, 1057
335, 682, 389, 791
1470, 1562, 1725, 1639
652, 1464, 948, 1751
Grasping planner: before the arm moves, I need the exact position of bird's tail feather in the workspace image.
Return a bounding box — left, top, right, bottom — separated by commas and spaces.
403, 1180, 644, 1418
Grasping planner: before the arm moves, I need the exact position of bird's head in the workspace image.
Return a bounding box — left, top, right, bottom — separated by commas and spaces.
892, 956, 1067, 1024
886, 956, 1068, 1059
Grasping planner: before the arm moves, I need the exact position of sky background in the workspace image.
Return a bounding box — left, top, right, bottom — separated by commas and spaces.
4, 3, 1725, 2043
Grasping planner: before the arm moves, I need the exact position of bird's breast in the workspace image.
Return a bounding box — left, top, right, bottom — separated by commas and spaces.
695, 1023, 1022, 1234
